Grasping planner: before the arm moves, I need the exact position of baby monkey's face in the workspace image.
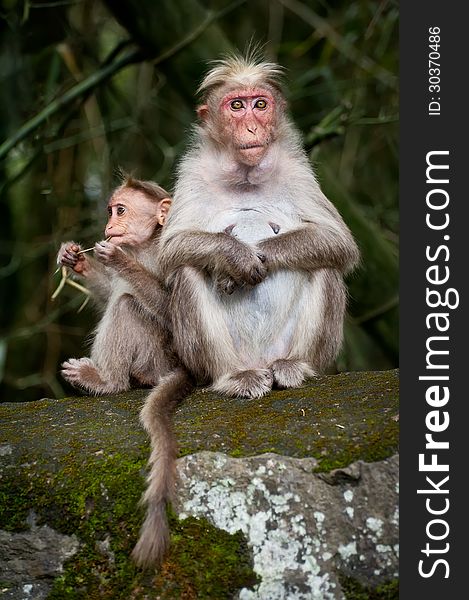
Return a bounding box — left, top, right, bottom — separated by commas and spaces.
105, 189, 171, 247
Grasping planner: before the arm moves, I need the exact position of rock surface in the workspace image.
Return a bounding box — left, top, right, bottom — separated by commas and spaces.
0, 369, 398, 599
0, 513, 79, 600
177, 452, 398, 600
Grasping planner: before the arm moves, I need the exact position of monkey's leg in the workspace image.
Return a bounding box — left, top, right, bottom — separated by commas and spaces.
170, 267, 243, 383
308, 270, 347, 373
212, 271, 345, 397
62, 294, 158, 395
61, 357, 118, 395
129, 320, 174, 388
171, 267, 273, 397
284, 270, 346, 377
92, 293, 167, 392
212, 369, 273, 399
252, 270, 345, 391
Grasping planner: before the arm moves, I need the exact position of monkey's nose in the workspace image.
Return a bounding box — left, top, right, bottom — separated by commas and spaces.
247, 124, 257, 134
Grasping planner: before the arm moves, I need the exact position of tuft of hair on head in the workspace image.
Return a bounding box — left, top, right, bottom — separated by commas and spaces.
114, 165, 130, 184
113, 168, 170, 203
197, 49, 285, 98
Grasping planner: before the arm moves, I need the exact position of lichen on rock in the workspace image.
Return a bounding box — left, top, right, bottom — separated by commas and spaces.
0, 369, 399, 598
176, 452, 398, 599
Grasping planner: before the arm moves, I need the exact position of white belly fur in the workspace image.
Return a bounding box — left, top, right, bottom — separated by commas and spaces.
210, 209, 321, 367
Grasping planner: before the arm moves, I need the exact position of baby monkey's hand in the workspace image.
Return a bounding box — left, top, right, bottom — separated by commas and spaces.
94, 240, 128, 269
57, 241, 88, 275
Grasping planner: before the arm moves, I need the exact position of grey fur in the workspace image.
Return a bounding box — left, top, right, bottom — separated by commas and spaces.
58, 235, 173, 395
95, 245, 197, 568
135, 57, 359, 568
158, 61, 359, 399
58, 184, 195, 570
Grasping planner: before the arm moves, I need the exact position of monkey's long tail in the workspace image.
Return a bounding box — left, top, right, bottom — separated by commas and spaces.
131, 366, 195, 568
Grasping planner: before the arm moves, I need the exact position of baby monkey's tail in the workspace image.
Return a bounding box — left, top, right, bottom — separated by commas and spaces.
132, 366, 195, 568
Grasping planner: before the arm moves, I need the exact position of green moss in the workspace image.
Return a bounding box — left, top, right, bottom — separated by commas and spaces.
1, 453, 144, 596
1, 369, 398, 596
1, 451, 256, 599
149, 515, 258, 599
341, 577, 399, 600
45, 490, 257, 599
176, 369, 399, 472
1, 370, 398, 474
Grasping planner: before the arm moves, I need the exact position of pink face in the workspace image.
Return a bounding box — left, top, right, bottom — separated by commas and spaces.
219, 88, 277, 166
105, 189, 171, 247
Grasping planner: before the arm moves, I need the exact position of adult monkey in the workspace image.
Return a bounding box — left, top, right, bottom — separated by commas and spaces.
158, 54, 359, 399
133, 55, 360, 568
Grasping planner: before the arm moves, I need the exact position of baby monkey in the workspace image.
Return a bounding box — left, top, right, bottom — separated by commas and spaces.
59, 176, 196, 566
57, 176, 174, 395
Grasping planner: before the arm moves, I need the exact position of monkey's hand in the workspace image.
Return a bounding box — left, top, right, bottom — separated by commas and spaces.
213, 273, 237, 295
220, 238, 267, 287
94, 240, 129, 270
57, 241, 89, 275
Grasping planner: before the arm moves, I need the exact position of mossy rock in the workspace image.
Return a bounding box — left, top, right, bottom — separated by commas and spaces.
0, 369, 398, 599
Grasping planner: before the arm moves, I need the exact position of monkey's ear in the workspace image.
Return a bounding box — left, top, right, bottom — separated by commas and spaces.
196, 104, 209, 121
157, 198, 172, 226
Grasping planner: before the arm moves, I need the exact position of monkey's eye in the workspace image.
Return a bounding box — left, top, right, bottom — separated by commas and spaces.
230, 99, 244, 110
107, 206, 112, 216
117, 205, 126, 216
255, 99, 267, 110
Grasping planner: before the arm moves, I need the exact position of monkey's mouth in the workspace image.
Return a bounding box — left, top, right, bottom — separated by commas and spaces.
106, 234, 124, 243
239, 143, 264, 149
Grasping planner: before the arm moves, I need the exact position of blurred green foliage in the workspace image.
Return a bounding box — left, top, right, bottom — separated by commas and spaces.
0, 0, 398, 402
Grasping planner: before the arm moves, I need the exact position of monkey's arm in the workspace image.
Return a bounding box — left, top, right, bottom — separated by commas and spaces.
94, 241, 170, 330
258, 224, 360, 275
78, 259, 114, 305
160, 231, 267, 286
57, 241, 113, 306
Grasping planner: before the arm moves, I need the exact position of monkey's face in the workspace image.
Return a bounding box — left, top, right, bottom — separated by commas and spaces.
199, 87, 279, 167
222, 88, 278, 166
105, 190, 171, 247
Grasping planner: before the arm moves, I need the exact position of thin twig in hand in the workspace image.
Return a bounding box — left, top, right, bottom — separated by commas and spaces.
51, 237, 110, 307
77, 236, 112, 254
77, 296, 90, 313
51, 267, 68, 300
65, 279, 91, 295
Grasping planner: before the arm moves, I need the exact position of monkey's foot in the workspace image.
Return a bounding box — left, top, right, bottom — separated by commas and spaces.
61, 357, 127, 395
213, 369, 273, 399
61, 357, 103, 392
271, 359, 317, 389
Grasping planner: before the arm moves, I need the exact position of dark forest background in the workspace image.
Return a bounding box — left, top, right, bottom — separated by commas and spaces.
0, 0, 398, 402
